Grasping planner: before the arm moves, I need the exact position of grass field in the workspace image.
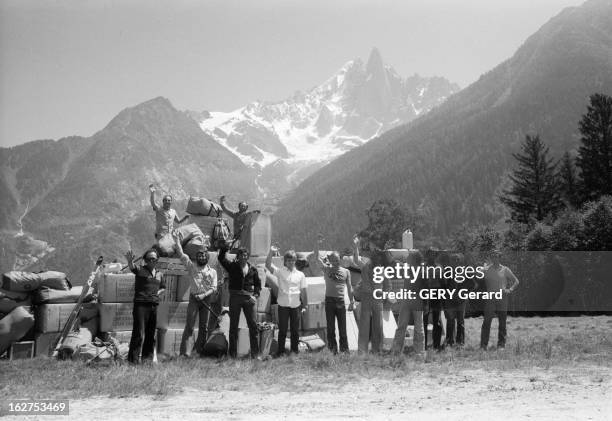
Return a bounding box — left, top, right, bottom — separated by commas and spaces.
1, 316, 611, 420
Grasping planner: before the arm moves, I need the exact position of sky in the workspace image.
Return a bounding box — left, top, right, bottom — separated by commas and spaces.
0, 0, 586, 148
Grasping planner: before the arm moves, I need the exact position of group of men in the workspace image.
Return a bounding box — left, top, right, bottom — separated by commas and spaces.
124, 186, 519, 363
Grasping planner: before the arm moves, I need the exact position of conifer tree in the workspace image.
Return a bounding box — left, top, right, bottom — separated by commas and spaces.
500, 134, 562, 224
576, 93, 612, 202
558, 151, 580, 208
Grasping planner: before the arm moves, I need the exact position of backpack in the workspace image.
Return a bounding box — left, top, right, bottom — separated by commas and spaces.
200, 328, 228, 357
211, 218, 232, 249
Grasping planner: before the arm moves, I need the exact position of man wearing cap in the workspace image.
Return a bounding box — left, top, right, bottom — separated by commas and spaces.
150, 185, 188, 239
172, 232, 217, 356
480, 249, 519, 350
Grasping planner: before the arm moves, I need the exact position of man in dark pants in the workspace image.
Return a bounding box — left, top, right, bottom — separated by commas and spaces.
125, 249, 166, 364
481, 250, 519, 350
218, 244, 262, 358
445, 253, 468, 347
315, 235, 354, 353
423, 248, 444, 350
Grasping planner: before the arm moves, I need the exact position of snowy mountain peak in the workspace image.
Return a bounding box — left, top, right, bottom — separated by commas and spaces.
193, 49, 459, 197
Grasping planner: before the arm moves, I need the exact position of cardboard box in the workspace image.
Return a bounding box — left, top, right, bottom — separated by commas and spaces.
238, 311, 271, 328
99, 303, 136, 332
34, 332, 57, 357
305, 277, 326, 304
257, 287, 272, 313
156, 257, 188, 276
240, 213, 271, 257
98, 273, 135, 303
158, 302, 190, 330
105, 330, 133, 344
301, 302, 326, 329
156, 328, 198, 356
35, 303, 98, 333
99, 272, 177, 303
161, 274, 178, 302
176, 275, 190, 302
9, 341, 34, 359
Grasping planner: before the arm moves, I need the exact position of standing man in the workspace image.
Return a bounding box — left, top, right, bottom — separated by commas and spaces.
423, 248, 444, 350
219, 196, 259, 249
218, 242, 262, 358
445, 253, 470, 347
480, 249, 519, 350
125, 248, 166, 364
392, 250, 426, 357
314, 235, 355, 354
172, 231, 217, 357
150, 184, 188, 239
352, 236, 388, 355
265, 246, 307, 356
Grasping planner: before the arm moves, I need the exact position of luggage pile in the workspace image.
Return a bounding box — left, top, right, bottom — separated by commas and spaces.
184, 197, 233, 252
98, 257, 192, 357
0, 269, 96, 358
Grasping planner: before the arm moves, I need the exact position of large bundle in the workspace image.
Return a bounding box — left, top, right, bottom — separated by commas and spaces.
32, 286, 92, 305
58, 327, 93, 359
211, 219, 231, 250
38, 271, 71, 290
2, 270, 70, 292
176, 223, 204, 244
186, 196, 223, 217
0, 306, 35, 354
0, 289, 31, 313
2, 271, 42, 292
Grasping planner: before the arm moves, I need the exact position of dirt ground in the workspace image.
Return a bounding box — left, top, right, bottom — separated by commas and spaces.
22, 364, 608, 421
5, 316, 612, 420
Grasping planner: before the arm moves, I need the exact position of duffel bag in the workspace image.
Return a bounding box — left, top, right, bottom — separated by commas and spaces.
38, 271, 71, 290
176, 223, 204, 245
2, 271, 42, 292
186, 196, 223, 217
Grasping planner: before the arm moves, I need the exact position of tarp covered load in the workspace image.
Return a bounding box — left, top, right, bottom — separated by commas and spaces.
2, 271, 70, 292
0, 306, 35, 354
0, 289, 31, 313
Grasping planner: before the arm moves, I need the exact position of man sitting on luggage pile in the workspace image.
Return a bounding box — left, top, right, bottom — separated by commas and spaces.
172, 231, 217, 357
218, 240, 262, 359
149, 184, 188, 239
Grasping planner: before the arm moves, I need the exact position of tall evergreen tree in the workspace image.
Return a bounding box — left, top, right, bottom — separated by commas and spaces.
576, 93, 612, 202
500, 134, 562, 224
558, 151, 580, 208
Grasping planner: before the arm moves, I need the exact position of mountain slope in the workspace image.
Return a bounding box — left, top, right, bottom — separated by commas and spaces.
193, 48, 459, 196
273, 0, 612, 250
1, 97, 258, 281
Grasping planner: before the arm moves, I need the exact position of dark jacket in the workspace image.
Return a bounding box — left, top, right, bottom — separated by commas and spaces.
130, 266, 166, 304
219, 248, 261, 296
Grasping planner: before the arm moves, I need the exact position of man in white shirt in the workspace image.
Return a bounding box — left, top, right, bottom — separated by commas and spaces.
266, 246, 307, 356
480, 249, 519, 350
172, 232, 217, 356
